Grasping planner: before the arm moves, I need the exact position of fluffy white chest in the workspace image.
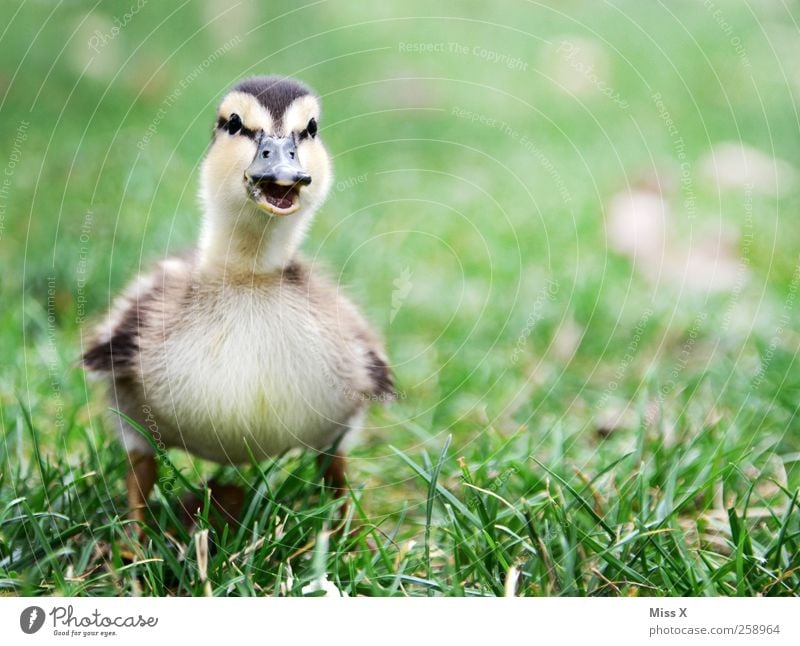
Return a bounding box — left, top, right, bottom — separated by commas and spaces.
139, 285, 357, 462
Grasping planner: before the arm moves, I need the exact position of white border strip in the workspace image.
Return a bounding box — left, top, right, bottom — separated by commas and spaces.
1, 598, 798, 645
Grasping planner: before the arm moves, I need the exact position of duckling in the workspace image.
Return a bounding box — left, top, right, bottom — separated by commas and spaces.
83, 76, 394, 528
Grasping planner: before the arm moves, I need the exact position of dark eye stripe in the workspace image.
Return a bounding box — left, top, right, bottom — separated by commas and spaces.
216, 116, 257, 140
298, 117, 318, 141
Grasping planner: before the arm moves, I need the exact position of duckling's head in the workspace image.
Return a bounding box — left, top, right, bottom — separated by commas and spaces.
200, 76, 332, 220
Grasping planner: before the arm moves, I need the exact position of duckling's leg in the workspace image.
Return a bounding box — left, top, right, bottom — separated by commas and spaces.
317, 452, 347, 496
178, 480, 245, 531
126, 451, 157, 533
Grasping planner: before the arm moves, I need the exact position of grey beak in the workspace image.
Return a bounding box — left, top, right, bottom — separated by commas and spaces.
245, 135, 311, 186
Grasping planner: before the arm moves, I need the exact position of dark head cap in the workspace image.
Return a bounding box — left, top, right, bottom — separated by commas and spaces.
231, 76, 314, 128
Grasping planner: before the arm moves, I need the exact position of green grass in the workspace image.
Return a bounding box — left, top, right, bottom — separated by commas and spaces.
1, 0, 799, 596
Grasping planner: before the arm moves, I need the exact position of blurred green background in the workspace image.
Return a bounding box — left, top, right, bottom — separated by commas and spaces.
1, 0, 799, 595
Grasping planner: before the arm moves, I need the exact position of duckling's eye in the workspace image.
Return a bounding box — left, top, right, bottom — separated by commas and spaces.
226, 113, 242, 135
299, 117, 318, 140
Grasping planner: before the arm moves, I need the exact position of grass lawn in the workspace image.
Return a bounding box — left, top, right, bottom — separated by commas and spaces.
1, 0, 799, 596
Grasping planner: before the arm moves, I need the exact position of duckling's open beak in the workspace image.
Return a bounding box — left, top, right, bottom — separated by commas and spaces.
244, 135, 312, 216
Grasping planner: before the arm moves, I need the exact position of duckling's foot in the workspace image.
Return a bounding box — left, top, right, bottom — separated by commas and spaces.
178, 480, 245, 532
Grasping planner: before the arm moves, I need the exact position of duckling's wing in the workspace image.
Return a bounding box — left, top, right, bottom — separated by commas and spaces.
82, 255, 192, 376
358, 334, 395, 401
300, 260, 396, 402
288, 257, 395, 403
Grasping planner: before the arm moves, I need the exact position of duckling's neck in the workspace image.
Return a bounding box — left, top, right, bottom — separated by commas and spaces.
197, 204, 313, 275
